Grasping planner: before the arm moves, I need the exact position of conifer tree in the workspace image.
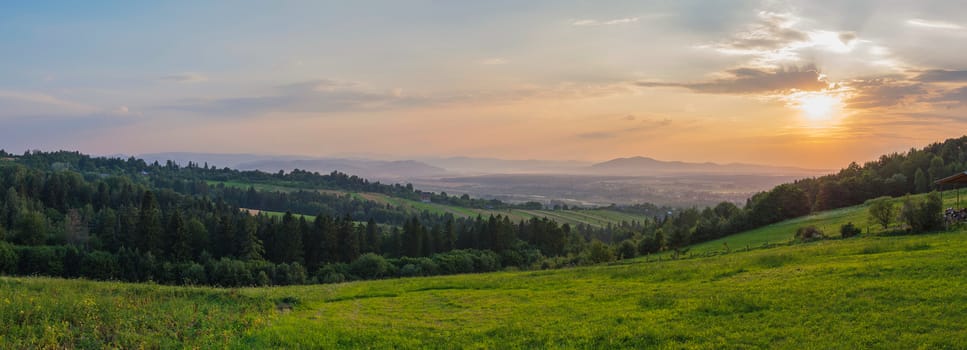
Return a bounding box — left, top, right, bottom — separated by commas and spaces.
136, 191, 163, 255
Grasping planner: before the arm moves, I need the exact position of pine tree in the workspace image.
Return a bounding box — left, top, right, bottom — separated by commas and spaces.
213, 215, 236, 258
274, 212, 304, 264
166, 210, 191, 261
443, 218, 455, 252
337, 214, 359, 263
136, 191, 163, 255
236, 215, 264, 261
424, 225, 438, 255
304, 214, 326, 271
389, 226, 402, 258
185, 218, 208, 260
365, 218, 380, 254
402, 217, 423, 257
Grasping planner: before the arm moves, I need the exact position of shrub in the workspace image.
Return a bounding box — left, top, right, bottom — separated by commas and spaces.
840, 222, 862, 238
470, 250, 500, 272
80, 250, 118, 280
209, 258, 251, 287
399, 263, 421, 277
584, 240, 614, 264
795, 226, 825, 241
433, 251, 475, 275
398, 257, 439, 276
638, 234, 662, 255
350, 253, 391, 279
182, 262, 207, 285
0, 241, 16, 274
900, 192, 944, 233
16, 245, 66, 276
867, 196, 895, 229
617, 239, 637, 259
316, 263, 349, 284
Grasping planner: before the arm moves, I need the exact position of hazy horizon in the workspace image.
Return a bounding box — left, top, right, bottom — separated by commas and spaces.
4, 1, 967, 168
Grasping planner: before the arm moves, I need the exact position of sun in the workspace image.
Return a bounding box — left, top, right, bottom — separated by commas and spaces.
790, 92, 844, 122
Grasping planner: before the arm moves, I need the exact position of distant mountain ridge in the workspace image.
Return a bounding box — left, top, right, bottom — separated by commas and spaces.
588, 156, 826, 176
138, 152, 448, 180
235, 159, 447, 180
137, 152, 826, 180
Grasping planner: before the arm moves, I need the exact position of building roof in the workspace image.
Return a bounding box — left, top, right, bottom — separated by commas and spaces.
935, 171, 967, 185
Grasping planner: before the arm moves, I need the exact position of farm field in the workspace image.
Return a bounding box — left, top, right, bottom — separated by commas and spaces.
212, 180, 653, 228
4, 220, 967, 348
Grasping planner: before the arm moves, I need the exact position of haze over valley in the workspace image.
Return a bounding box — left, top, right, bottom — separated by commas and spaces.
139, 152, 825, 206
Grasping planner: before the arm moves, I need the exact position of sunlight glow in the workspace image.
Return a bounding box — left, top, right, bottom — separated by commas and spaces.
790, 92, 844, 122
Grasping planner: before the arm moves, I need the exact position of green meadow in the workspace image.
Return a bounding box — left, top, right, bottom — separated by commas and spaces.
212, 179, 653, 228
4, 199, 967, 348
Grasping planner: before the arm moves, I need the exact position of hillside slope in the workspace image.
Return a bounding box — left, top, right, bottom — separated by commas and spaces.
4, 227, 967, 348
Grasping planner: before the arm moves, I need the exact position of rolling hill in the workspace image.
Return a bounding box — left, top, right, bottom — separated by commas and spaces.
588, 156, 825, 176
4, 190, 967, 348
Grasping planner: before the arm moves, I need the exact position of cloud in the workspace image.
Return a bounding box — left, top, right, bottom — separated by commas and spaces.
160, 79, 408, 115
576, 118, 673, 139
715, 11, 808, 52
838, 32, 857, 45
927, 86, 967, 106
0, 90, 100, 118
638, 66, 827, 94
913, 70, 967, 83
158, 79, 632, 117
844, 78, 926, 109
480, 58, 509, 65
906, 19, 964, 30
160, 73, 208, 83
572, 17, 641, 26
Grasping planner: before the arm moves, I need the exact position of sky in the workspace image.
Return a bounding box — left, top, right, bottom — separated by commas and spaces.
2, 0, 967, 169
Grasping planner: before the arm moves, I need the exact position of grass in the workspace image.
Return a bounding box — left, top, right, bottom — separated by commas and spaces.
214, 179, 653, 228
686, 189, 967, 255
6, 192, 967, 348
237, 231, 967, 348
0, 278, 271, 349
5, 230, 967, 348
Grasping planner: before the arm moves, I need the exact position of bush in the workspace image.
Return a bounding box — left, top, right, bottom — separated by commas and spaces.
399, 263, 421, 277
617, 239, 637, 259
470, 250, 500, 272
80, 250, 118, 280
274, 263, 308, 285
182, 262, 207, 285
867, 196, 895, 229
638, 234, 662, 255
432, 251, 475, 275
398, 257, 439, 277
350, 253, 391, 279
584, 240, 614, 264
16, 245, 66, 276
900, 192, 944, 233
840, 222, 862, 238
209, 258, 251, 287
316, 263, 349, 284
795, 226, 825, 241
0, 241, 16, 274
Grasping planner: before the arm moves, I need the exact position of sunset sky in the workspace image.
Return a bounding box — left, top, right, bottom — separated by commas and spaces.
3, 1, 967, 168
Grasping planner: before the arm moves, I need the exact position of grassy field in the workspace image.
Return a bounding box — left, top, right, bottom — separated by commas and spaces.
212, 180, 652, 228
685, 190, 967, 255
6, 191, 967, 348
0, 278, 271, 349
4, 225, 967, 347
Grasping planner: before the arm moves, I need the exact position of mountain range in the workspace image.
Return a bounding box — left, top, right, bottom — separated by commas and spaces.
137, 152, 827, 180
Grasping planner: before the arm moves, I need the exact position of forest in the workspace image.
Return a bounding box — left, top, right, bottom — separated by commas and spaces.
0, 135, 963, 287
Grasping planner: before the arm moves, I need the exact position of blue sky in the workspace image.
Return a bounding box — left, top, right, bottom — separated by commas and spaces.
3, 1, 967, 167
